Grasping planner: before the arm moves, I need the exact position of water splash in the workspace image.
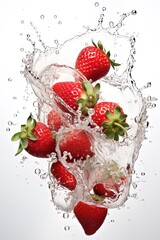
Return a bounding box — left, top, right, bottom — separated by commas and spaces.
21, 9, 156, 212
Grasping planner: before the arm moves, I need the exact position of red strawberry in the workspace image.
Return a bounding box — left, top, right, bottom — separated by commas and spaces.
11, 115, 56, 158
74, 201, 108, 235
92, 101, 129, 140
59, 129, 94, 161
52, 79, 100, 115
75, 40, 120, 82
93, 176, 126, 199
51, 160, 77, 190
47, 108, 63, 132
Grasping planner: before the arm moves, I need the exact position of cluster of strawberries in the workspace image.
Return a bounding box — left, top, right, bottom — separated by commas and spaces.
12, 40, 129, 235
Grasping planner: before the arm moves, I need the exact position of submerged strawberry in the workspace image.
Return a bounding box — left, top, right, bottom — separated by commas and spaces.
75, 40, 120, 82
93, 176, 126, 199
59, 129, 94, 161
51, 160, 77, 191
47, 108, 63, 132
92, 101, 129, 140
52, 79, 100, 115
74, 201, 108, 235
11, 115, 56, 158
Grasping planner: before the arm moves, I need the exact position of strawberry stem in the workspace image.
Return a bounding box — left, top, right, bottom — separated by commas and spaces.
92, 40, 121, 69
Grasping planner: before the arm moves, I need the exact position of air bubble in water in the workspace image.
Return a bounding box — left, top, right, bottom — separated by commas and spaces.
21, 20, 24, 24
6, 128, 10, 132
8, 78, 12, 82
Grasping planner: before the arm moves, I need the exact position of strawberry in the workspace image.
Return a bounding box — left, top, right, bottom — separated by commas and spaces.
50, 160, 77, 190
74, 201, 108, 235
11, 115, 56, 158
92, 101, 129, 140
52, 79, 100, 115
75, 40, 120, 82
47, 108, 63, 132
93, 176, 126, 199
59, 129, 94, 161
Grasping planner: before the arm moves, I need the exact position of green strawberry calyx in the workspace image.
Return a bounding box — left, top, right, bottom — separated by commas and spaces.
77, 79, 100, 115
90, 193, 105, 201
11, 114, 38, 156
92, 40, 121, 69
102, 106, 129, 141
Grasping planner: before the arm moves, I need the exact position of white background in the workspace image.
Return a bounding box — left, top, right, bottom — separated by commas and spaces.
1, 0, 160, 239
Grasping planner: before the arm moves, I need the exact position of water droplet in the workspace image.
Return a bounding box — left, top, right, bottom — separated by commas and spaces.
8, 121, 13, 126
40, 172, 48, 179
54, 39, 59, 44
35, 168, 41, 175
8, 78, 12, 82
20, 48, 24, 52
102, 7, 106, 11
55, 50, 59, 55
21, 20, 24, 24
54, 15, 57, 19
6, 128, 10, 132
147, 82, 151, 87
40, 15, 45, 19
109, 21, 114, 27
111, 219, 115, 223
13, 96, 17, 100
131, 10, 137, 15
58, 21, 62, 24
132, 182, 137, 189
141, 172, 145, 176
151, 103, 156, 108
95, 2, 99, 7
130, 193, 137, 198
64, 226, 70, 231
63, 213, 69, 219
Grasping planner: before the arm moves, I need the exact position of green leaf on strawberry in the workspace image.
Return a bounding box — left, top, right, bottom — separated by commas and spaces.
102, 106, 129, 141
11, 114, 56, 158
92, 102, 129, 141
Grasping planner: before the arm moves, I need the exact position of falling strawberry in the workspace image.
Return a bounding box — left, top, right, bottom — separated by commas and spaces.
74, 201, 108, 235
47, 108, 63, 132
50, 160, 77, 190
59, 129, 94, 161
75, 40, 120, 82
52, 79, 100, 115
92, 101, 129, 140
11, 115, 56, 158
